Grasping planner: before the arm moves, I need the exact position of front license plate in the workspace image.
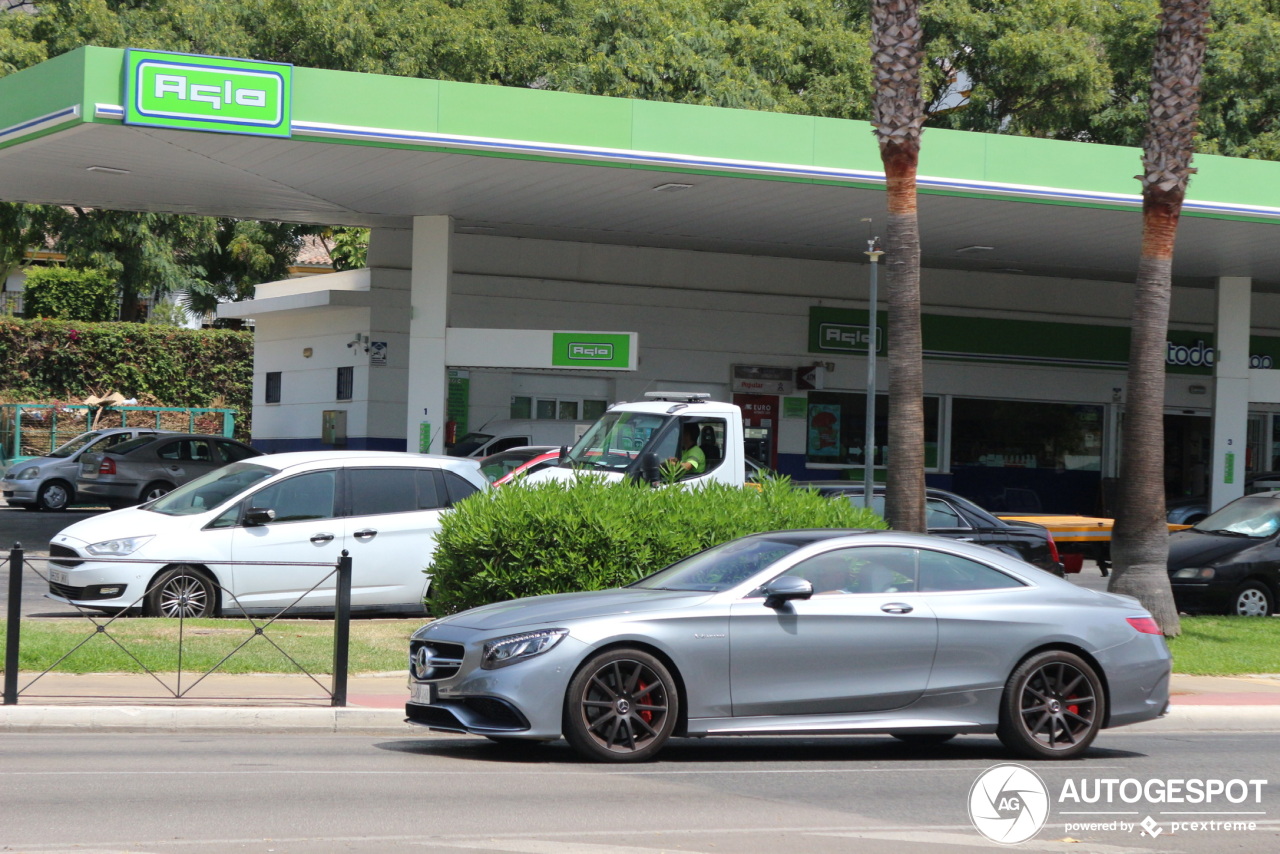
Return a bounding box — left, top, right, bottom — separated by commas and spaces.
410, 682, 437, 704
48, 569, 68, 586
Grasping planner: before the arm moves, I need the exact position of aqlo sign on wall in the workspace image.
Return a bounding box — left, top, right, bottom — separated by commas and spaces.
124, 50, 292, 137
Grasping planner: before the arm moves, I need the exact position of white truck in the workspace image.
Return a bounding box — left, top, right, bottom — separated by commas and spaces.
522, 392, 752, 487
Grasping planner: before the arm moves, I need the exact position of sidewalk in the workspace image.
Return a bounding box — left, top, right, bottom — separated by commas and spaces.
2, 671, 1279, 733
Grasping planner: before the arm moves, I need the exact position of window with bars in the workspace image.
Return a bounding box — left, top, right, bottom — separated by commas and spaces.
265, 372, 282, 404
337, 366, 354, 401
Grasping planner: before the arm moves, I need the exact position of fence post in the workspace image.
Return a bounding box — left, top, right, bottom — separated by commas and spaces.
331, 550, 352, 707
4, 543, 22, 705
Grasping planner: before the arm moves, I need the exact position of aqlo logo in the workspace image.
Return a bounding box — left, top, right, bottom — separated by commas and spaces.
969, 764, 1050, 844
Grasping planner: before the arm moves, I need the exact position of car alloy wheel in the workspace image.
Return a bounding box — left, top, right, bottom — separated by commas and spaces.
564, 649, 678, 762
147, 566, 216, 618
140, 481, 174, 504
997, 650, 1104, 760
1231, 581, 1274, 617
36, 480, 72, 511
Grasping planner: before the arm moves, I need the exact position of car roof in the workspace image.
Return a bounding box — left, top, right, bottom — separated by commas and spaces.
249, 450, 483, 475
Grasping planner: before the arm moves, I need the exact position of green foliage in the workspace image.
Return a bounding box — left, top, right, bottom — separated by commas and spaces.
145, 299, 189, 327
328, 226, 370, 272
0, 315, 253, 433
21, 266, 118, 322
427, 475, 886, 615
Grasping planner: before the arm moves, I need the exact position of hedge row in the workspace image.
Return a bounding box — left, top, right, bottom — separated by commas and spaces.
427, 476, 887, 615
0, 317, 253, 436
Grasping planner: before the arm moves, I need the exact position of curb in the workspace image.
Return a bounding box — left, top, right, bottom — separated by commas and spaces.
3, 704, 1280, 734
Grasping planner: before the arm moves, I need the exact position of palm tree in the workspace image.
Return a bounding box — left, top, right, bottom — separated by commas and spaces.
1110, 0, 1211, 636
870, 0, 927, 533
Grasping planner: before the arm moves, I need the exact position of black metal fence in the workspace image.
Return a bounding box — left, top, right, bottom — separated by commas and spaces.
3, 543, 355, 706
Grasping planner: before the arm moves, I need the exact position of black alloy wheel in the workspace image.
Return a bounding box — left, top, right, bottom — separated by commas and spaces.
997, 650, 1104, 760
563, 649, 678, 762
1230, 581, 1275, 617
146, 566, 217, 618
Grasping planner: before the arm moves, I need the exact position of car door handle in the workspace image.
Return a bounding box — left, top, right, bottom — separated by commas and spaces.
310, 533, 335, 544
353, 529, 377, 541
880, 602, 914, 614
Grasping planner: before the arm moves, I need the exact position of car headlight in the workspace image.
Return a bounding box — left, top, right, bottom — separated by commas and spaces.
1171, 566, 1215, 581
481, 628, 569, 670
85, 535, 154, 557
14, 466, 41, 480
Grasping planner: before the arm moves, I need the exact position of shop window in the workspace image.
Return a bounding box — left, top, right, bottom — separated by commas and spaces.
583, 399, 608, 420
951, 399, 1102, 471
516, 396, 604, 421
510, 396, 532, 419
805, 393, 939, 469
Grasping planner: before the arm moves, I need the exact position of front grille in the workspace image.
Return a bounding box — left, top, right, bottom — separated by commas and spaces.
463, 697, 529, 729
409, 640, 465, 681
49, 544, 83, 568
49, 581, 88, 598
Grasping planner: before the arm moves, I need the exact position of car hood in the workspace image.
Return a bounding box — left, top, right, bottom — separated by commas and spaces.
520, 465, 625, 485
437, 588, 714, 631
1167, 529, 1267, 569
51, 505, 204, 550
3, 456, 57, 475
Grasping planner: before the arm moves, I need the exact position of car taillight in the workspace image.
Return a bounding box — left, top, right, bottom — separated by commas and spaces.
1046, 531, 1061, 563
1126, 616, 1162, 635
98, 457, 116, 475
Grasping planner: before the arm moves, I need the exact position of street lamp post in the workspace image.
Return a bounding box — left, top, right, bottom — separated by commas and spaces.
863, 236, 884, 509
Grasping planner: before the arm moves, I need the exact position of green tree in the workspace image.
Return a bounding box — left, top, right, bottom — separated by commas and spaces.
21, 266, 118, 321
325, 226, 369, 272
182, 219, 315, 316
1110, 0, 1211, 637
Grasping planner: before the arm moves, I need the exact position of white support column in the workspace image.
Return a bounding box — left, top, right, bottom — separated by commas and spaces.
405, 216, 452, 453
1210, 276, 1252, 513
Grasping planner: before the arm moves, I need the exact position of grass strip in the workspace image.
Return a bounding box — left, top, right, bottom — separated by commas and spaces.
1165, 616, 1280, 676
0, 617, 422, 675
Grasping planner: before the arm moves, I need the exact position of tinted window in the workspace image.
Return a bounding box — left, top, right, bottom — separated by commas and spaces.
108, 436, 156, 455
348, 468, 419, 516
217, 441, 258, 463
248, 471, 337, 523
926, 499, 968, 529
632, 537, 802, 592
442, 471, 480, 505
156, 439, 212, 462
786, 547, 918, 594
487, 437, 531, 454
917, 550, 1024, 592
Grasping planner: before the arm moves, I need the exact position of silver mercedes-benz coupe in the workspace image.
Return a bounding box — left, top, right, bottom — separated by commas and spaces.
406, 529, 1170, 762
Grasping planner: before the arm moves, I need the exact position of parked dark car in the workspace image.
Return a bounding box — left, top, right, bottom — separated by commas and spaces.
1166, 471, 1280, 525
809, 483, 1065, 576
1167, 491, 1280, 616
76, 433, 262, 509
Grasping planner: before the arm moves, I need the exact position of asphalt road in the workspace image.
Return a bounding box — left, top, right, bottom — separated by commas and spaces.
0, 730, 1275, 853
0, 505, 104, 618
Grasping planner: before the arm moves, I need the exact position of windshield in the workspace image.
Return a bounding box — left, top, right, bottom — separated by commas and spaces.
147, 462, 276, 516
479, 449, 547, 482
1192, 493, 1280, 538
47, 431, 105, 459
565, 411, 670, 472
449, 432, 493, 457
630, 537, 803, 592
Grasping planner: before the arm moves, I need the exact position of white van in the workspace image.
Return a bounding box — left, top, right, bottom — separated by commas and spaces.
447, 419, 588, 457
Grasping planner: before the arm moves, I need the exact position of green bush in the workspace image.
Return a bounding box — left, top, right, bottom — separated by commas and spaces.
0, 316, 253, 437
427, 476, 887, 615
22, 267, 117, 321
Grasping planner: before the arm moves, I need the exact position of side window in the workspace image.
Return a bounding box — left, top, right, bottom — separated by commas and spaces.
488, 437, 531, 454
189, 440, 213, 462
348, 468, 419, 516
917, 550, 1025, 592
156, 441, 182, 461
218, 441, 257, 463
926, 499, 968, 529
441, 471, 480, 506
100, 432, 144, 451
247, 470, 336, 523
415, 469, 443, 510
786, 547, 917, 594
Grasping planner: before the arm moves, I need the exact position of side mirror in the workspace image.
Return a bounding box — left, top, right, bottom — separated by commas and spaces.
244, 507, 276, 527
558, 445, 570, 466
640, 452, 661, 485
762, 575, 813, 609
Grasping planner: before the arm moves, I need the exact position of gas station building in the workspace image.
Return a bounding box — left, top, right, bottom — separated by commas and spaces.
4, 46, 1280, 516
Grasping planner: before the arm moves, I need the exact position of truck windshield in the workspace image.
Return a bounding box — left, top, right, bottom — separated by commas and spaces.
565, 411, 670, 472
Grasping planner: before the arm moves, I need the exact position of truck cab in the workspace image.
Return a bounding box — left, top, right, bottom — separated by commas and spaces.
523, 393, 747, 487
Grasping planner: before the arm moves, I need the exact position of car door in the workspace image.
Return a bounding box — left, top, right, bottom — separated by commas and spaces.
341, 466, 448, 608
226, 469, 345, 612
150, 437, 223, 486
728, 546, 937, 717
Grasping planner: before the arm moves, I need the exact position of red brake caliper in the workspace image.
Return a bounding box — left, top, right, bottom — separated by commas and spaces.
637, 680, 653, 724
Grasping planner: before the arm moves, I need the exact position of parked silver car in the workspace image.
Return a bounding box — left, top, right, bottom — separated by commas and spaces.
77, 432, 261, 509
407, 529, 1171, 762
2, 428, 167, 511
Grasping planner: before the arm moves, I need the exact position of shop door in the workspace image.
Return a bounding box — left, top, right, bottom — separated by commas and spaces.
733, 394, 780, 468
1163, 413, 1211, 501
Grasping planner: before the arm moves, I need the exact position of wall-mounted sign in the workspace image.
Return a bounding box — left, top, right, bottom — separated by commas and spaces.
124, 49, 292, 137
551, 332, 632, 369
446, 329, 637, 371
731, 364, 795, 395
369, 341, 388, 365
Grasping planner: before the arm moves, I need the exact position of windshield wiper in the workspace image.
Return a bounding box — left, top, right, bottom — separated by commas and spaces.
1196, 528, 1262, 538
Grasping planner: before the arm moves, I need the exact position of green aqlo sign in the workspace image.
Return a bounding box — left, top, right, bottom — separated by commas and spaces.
124, 50, 292, 137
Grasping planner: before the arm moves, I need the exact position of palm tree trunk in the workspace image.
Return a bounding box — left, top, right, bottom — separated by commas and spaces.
1110, 0, 1210, 636
871, 0, 927, 533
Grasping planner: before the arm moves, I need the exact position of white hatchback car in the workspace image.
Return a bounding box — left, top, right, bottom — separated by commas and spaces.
46, 451, 487, 618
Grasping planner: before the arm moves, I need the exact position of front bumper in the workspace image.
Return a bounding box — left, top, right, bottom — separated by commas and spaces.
1169, 581, 1233, 614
